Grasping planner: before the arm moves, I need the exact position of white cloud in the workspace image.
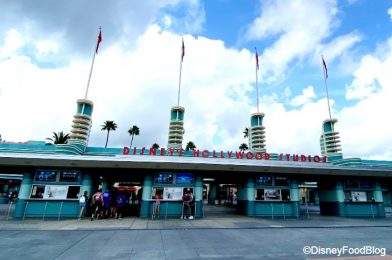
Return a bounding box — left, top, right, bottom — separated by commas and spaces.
388, 7, 392, 20
340, 37, 392, 159
315, 32, 361, 66
290, 85, 316, 107
345, 55, 382, 100
244, 0, 339, 83
0, 29, 25, 57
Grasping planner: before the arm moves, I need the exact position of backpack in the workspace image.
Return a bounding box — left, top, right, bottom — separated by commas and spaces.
79, 196, 86, 203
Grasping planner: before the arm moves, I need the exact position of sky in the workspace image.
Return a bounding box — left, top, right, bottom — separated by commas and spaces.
0, 0, 391, 160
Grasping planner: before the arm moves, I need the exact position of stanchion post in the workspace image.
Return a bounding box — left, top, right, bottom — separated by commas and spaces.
370, 203, 375, 219
165, 201, 168, 221
58, 202, 64, 221
271, 203, 274, 220
6, 201, 13, 220
43, 201, 48, 221
23, 201, 29, 221
282, 203, 285, 220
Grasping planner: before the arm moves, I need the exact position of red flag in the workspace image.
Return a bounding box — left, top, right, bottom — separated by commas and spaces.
255, 47, 259, 70
95, 29, 102, 54
322, 55, 328, 79
181, 38, 185, 62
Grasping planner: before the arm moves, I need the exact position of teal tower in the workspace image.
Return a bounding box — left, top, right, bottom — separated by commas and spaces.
249, 112, 266, 152
167, 106, 185, 149
69, 99, 94, 147
320, 118, 343, 161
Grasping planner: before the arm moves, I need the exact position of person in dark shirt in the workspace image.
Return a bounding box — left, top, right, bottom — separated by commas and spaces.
115, 193, 127, 219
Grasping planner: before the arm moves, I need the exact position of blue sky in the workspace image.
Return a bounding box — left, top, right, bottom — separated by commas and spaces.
0, 0, 392, 160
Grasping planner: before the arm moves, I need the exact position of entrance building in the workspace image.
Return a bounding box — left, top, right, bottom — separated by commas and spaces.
1, 97, 391, 219
1, 143, 391, 219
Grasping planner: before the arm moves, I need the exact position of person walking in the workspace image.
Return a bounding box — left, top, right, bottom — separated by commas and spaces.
78, 191, 88, 220
115, 193, 127, 219
153, 193, 162, 219
91, 189, 104, 221
182, 189, 192, 219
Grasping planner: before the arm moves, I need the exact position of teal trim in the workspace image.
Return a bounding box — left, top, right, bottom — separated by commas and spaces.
14, 172, 33, 217
246, 178, 255, 201
194, 176, 203, 201
140, 175, 153, 218
170, 110, 184, 120
373, 182, 383, 203
81, 173, 93, 199
250, 115, 263, 126
208, 184, 218, 205
290, 180, 299, 201
323, 121, 333, 132
76, 102, 93, 116
16, 200, 79, 218
344, 202, 385, 217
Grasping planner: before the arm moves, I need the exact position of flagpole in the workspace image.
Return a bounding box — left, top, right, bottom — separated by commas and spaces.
322, 55, 332, 119
255, 60, 259, 113
177, 38, 184, 107
81, 27, 101, 115
177, 58, 183, 107
255, 48, 260, 113
84, 50, 97, 100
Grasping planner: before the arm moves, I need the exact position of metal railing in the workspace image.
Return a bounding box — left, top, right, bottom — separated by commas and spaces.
22, 200, 68, 221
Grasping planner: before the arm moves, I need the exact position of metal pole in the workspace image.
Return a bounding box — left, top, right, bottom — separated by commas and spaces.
282, 203, 285, 220
177, 59, 183, 106
271, 203, 274, 220
305, 191, 310, 219
58, 202, 64, 221
370, 203, 375, 219
6, 201, 13, 220
177, 38, 185, 106
322, 55, 332, 119
194, 201, 197, 221
165, 201, 168, 221
23, 201, 29, 221
152, 202, 155, 220
43, 201, 48, 221
181, 202, 184, 219
256, 58, 259, 113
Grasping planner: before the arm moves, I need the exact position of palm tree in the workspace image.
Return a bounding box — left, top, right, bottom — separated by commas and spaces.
243, 127, 249, 138
239, 143, 248, 152
185, 141, 196, 151
101, 120, 118, 148
47, 131, 70, 144
151, 143, 159, 149
128, 125, 140, 147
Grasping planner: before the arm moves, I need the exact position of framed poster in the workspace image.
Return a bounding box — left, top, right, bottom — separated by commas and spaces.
176, 173, 193, 185
35, 170, 57, 182
43, 185, 68, 199
154, 173, 173, 184
30, 185, 45, 199
163, 187, 183, 200
59, 171, 80, 183
264, 189, 281, 201
351, 191, 367, 202
256, 176, 272, 186
275, 177, 290, 187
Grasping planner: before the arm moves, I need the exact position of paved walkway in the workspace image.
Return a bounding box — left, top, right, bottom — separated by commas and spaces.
1, 213, 391, 231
